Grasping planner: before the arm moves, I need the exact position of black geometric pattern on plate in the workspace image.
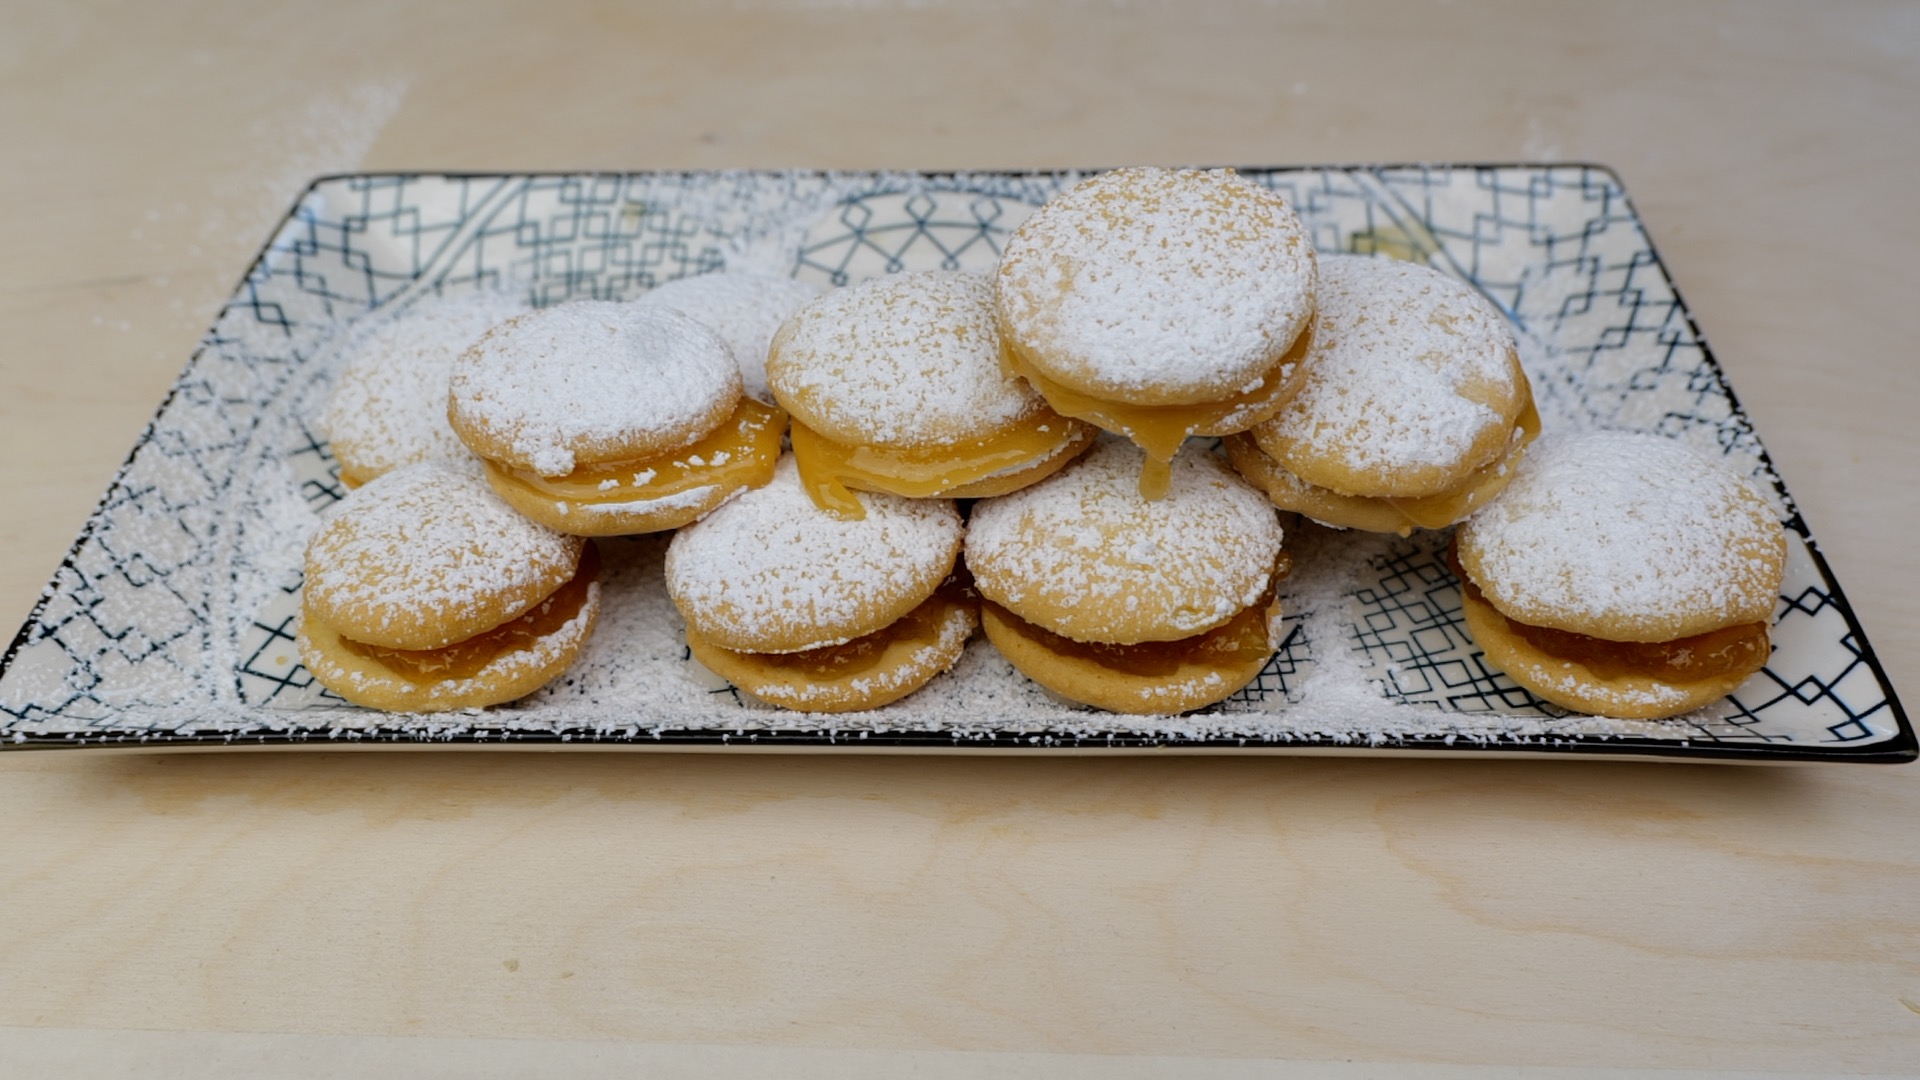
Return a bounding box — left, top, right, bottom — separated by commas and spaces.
0, 167, 1906, 761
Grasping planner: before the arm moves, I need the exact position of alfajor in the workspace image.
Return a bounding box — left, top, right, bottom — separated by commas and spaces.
448, 300, 784, 536
664, 456, 974, 712
964, 438, 1288, 714
321, 290, 525, 488
768, 270, 1094, 517
297, 460, 601, 712
1226, 254, 1539, 534
994, 167, 1316, 498
1452, 430, 1787, 719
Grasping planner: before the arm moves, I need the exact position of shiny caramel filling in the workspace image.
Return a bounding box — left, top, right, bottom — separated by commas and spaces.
1455, 562, 1768, 684
1382, 393, 1543, 528
723, 583, 972, 679
984, 587, 1280, 678
490, 397, 785, 506
340, 544, 600, 683
789, 413, 1091, 518
1004, 320, 1312, 499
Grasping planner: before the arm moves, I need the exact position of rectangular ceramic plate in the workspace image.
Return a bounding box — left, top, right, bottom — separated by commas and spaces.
0, 166, 1909, 761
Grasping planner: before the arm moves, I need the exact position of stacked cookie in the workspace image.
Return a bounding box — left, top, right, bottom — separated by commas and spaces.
303, 272, 819, 712
303, 167, 1785, 721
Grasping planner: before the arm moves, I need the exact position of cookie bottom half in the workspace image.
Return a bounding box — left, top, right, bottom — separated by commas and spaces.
1457, 571, 1765, 720
980, 593, 1280, 715
687, 586, 977, 713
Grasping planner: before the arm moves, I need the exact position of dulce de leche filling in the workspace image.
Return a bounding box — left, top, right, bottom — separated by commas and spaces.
1384, 394, 1542, 528
488, 397, 785, 507
710, 581, 972, 679
1454, 562, 1769, 684
984, 583, 1282, 678
340, 544, 600, 683
1004, 321, 1312, 499
789, 412, 1090, 519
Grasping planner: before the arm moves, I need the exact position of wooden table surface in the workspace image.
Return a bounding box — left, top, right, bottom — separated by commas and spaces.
2, 2, 1916, 1076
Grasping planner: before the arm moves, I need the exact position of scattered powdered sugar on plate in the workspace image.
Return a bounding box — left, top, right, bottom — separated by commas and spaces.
0, 169, 1858, 757
637, 271, 822, 406
221, 453, 321, 662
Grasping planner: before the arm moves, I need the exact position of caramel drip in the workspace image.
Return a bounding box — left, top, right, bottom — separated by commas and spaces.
1384, 393, 1543, 528
984, 589, 1278, 678
737, 584, 971, 679
790, 414, 1090, 519
341, 544, 600, 683
1004, 321, 1311, 499
1456, 563, 1769, 683
496, 398, 785, 505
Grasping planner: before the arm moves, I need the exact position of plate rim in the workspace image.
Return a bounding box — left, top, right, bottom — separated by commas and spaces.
2, 163, 1909, 762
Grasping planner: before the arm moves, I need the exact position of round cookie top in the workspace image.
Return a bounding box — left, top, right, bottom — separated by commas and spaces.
303, 460, 587, 651
965, 438, 1285, 644
1456, 430, 1786, 642
664, 456, 965, 653
767, 270, 1049, 450
1253, 255, 1527, 498
448, 300, 741, 476
638, 271, 822, 406
322, 291, 525, 484
994, 167, 1316, 406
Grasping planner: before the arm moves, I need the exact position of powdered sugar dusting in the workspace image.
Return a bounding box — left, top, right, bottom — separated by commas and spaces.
449, 301, 740, 476
638, 271, 822, 406
320, 291, 526, 481
996, 167, 1315, 400
550, 484, 728, 524
3, 167, 1869, 757
769, 271, 1046, 448
965, 438, 1284, 643
1262, 254, 1519, 486
1458, 430, 1787, 640
665, 457, 963, 651
304, 460, 585, 650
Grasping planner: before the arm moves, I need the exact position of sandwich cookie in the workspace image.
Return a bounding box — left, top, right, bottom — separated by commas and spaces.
1226, 255, 1539, 534
664, 456, 973, 712
637, 270, 822, 407
1452, 430, 1787, 719
767, 270, 1094, 517
296, 460, 601, 712
321, 290, 525, 488
448, 300, 784, 535
964, 438, 1288, 714
994, 167, 1316, 498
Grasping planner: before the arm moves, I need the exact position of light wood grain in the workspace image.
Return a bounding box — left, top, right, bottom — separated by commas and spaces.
1, 2, 1916, 1074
